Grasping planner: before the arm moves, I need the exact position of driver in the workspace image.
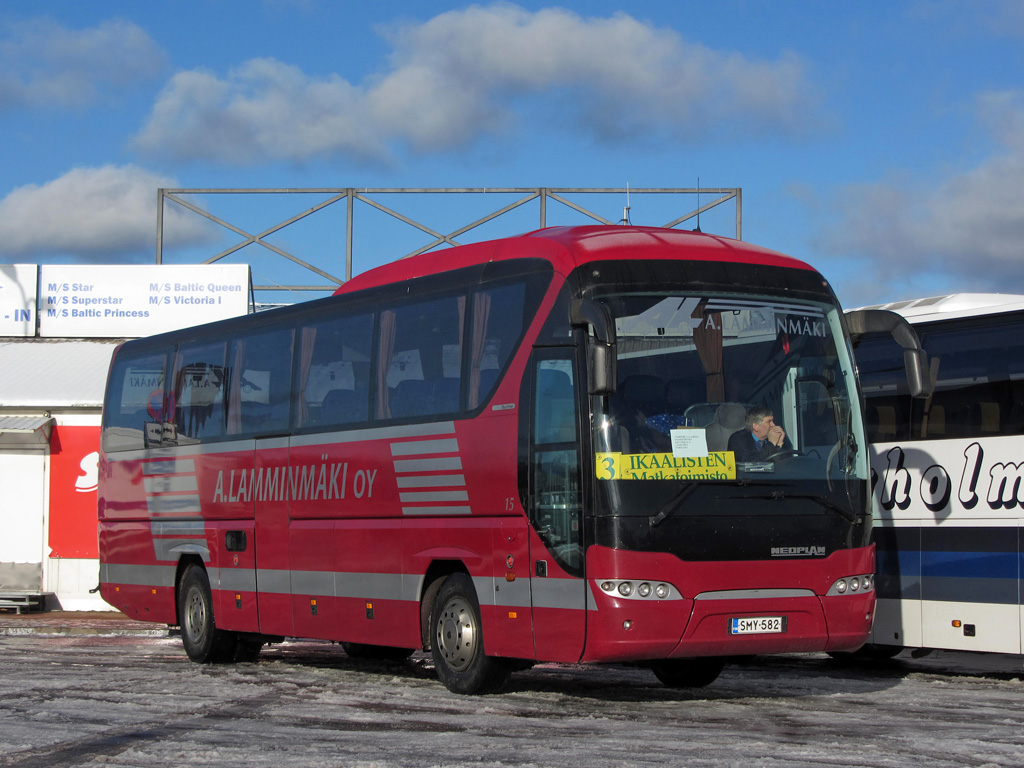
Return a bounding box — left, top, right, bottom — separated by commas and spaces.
728, 406, 789, 462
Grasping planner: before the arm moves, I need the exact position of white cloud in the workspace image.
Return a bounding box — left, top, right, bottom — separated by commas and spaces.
134, 4, 815, 164
819, 90, 1024, 302
0, 18, 166, 110
0, 165, 214, 260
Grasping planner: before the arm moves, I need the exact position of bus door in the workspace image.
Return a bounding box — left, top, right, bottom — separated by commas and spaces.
527, 351, 587, 662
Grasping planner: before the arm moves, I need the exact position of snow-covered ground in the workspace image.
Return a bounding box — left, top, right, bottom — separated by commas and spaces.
1, 633, 1023, 767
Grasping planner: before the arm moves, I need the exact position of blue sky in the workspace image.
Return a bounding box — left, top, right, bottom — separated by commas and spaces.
1, 1, 1023, 306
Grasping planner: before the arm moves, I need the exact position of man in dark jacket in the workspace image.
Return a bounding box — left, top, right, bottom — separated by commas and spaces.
728, 405, 789, 462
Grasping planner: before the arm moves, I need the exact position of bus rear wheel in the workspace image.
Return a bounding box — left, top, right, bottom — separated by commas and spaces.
650, 658, 725, 688
429, 573, 510, 695
178, 564, 238, 664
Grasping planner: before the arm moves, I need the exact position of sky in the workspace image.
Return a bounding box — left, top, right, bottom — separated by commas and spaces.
2, 0, 1024, 307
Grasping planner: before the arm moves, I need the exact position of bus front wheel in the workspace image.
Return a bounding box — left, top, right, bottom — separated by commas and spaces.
178, 564, 238, 664
650, 658, 725, 688
429, 573, 510, 695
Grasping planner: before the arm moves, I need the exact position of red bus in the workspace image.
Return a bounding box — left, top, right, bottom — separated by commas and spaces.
99, 225, 877, 694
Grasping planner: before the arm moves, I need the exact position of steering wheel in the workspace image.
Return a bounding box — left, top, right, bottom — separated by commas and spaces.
767, 449, 803, 463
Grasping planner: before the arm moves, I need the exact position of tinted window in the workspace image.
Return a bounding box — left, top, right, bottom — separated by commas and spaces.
227, 327, 294, 436
102, 349, 168, 452
170, 341, 228, 444
298, 312, 373, 429
856, 312, 1024, 441
379, 294, 463, 419
468, 280, 527, 409
916, 314, 1024, 439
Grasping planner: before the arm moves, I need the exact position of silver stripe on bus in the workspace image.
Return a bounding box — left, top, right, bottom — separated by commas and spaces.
151, 520, 205, 536
257, 569, 291, 595
109, 440, 254, 463
144, 474, 199, 493
101, 562, 176, 588
399, 490, 470, 503
255, 436, 291, 450
290, 421, 455, 448
488, 576, 532, 608
393, 457, 463, 473
103, 563, 588, 615
290, 570, 336, 597
401, 505, 472, 516
154, 538, 209, 562
390, 438, 460, 456
142, 458, 196, 475
211, 567, 257, 593
396, 474, 466, 488
146, 495, 202, 515
694, 588, 816, 600
531, 577, 587, 610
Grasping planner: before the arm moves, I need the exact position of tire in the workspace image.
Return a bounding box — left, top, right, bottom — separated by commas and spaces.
429, 573, 510, 695
341, 642, 416, 661
177, 564, 238, 663
650, 658, 725, 688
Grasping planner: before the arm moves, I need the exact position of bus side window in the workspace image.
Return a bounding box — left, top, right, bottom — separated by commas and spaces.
530, 356, 582, 573
102, 351, 168, 452
852, 332, 912, 441
227, 328, 294, 436
379, 293, 464, 420
171, 341, 228, 444
297, 311, 373, 430
467, 281, 527, 409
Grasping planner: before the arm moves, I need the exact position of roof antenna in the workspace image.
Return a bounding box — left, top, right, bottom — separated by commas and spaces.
693, 177, 702, 233
620, 183, 631, 225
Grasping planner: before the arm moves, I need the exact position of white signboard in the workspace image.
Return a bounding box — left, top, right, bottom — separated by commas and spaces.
671, 427, 710, 458
38, 265, 250, 338
0, 265, 38, 337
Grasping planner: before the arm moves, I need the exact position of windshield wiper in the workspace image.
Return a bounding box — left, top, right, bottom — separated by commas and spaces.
649, 483, 701, 527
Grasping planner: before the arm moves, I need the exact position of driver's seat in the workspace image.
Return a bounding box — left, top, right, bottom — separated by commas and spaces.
706, 403, 746, 453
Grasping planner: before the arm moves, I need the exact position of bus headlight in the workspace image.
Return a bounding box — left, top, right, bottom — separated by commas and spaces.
593, 579, 683, 600
827, 574, 875, 597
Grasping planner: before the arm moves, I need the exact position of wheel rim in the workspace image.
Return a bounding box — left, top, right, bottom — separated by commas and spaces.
434, 595, 477, 672
183, 585, 206, 643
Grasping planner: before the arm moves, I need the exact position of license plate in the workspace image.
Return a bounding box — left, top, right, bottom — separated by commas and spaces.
730, 616, 787, 635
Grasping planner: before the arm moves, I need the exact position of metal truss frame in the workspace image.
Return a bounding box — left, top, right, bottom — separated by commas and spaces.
156, 187, 741, 294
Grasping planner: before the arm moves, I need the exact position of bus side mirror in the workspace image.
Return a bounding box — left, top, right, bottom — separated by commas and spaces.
570, 299, 617, 396
846, 309, 932, 399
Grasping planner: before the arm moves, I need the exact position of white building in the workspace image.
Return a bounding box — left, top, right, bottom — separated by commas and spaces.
0, 338, 121, 611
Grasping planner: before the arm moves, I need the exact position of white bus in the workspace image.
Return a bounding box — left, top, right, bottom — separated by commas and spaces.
851, 293, 1024, 657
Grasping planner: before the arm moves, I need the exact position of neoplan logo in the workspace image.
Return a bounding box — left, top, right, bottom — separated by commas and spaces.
771, 546, 826, 557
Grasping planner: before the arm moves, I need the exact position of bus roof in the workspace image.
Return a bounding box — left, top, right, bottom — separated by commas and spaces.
854, 293, 1024, 324
335, 225, 814, 295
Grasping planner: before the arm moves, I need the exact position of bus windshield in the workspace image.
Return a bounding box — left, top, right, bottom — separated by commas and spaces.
592, 292, 867, 524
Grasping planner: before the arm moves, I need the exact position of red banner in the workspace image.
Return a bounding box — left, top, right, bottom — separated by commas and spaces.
48, 425, 101, 558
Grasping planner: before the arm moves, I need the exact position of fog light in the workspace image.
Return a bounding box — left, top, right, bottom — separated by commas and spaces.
618, 582, 633, 597
623, 620, 633, 630
637, 582, 652, 597
655, 583, 670, 599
